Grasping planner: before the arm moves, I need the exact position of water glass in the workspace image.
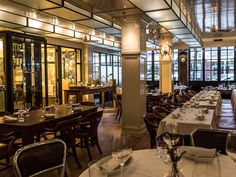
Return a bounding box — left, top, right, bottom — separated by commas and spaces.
55, 98, 60, 108
18, 112, 24, 123
24, 103, 31, 116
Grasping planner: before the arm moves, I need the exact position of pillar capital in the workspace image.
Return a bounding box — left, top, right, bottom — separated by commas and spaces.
121, 17, 147, 54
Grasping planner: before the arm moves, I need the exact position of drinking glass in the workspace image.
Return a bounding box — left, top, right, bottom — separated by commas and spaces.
18, 112, 24, 123
226, 133, 236, 163
163, 123, 180, 147
112, 134, 133, 177
24, 103, 31, 116
55, 98, 60, 109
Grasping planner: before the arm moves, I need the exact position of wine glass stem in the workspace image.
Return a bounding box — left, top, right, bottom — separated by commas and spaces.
120, 163, 124, 177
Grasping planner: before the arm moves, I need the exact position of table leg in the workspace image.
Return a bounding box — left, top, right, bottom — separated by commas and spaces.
21, 131, 35, 146
102, 91, 105, 109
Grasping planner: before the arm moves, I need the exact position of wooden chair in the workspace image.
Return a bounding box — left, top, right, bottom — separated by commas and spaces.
0, 131, 18, 169
40, 117, 82, 168
113, 94, 122, 120
75, 111, 103, 160
191, 128, 229, 155
153, 105, 171, 119
143, 113, 160, 148
13, 139, 66, 177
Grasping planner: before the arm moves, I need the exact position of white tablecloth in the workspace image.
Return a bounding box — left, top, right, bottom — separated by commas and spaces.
79, 149, 236, 177
157, 108, 216, 136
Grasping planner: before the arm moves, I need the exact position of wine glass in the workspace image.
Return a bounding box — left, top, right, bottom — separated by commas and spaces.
112, 134, 133, 177
24, 103, 31, 116
55, 98, 60, 109
226, 133, 236, 163
163, 123, 180, 147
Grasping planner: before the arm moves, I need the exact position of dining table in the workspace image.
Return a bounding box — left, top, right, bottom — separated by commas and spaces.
79, 149, 236, 177
0, 105, 97, 145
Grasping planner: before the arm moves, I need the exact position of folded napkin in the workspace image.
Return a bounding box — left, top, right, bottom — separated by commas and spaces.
100, 154, 132, 174
4, 115, 18, 122
179, 146, 216, 163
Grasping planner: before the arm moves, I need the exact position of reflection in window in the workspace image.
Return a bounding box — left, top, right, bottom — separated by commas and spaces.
146, 51, 159, 82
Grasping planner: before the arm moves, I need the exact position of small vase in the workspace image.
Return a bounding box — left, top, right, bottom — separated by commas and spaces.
164, 162, 184, 177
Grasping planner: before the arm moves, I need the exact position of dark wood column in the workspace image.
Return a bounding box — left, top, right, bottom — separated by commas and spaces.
179, 50, 189, 86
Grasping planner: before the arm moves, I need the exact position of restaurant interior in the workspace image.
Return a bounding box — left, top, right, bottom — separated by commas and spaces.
0, 0, 236, 177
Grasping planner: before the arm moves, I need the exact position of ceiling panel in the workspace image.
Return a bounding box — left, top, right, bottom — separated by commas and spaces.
76, 19, 109, 28
0, 21, 24, 29
129, 0, 169, 11
146, 9, 178, 22
10, 0, 61, 10
43, 7, 89, 21
97, 27, 121, 34
159, 20, 185, 29
20, 27, 51, 35
169, 28, 190, 35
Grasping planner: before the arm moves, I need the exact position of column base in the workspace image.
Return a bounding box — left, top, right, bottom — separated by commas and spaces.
122, 124, 146, 138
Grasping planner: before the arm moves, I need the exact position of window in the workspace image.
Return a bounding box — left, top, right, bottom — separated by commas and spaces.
92, 52, 100, 80
190, 46, 235, 82
220, 46, 234, 81
205, 48, 218, 81
173, 49, 179, 81
147, 52, 152, 81
146, 51, 159, 82
92, 52, 122, 86
190, 48, 203, 81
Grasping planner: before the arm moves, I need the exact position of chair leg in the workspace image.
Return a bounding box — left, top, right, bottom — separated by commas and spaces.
72, 147, 81, 168
96, 138, 102, 155
86, 146, 93, 161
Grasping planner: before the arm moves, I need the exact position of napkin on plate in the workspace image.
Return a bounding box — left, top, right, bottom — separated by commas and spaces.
179, 146, 216, 163
100, 155, 132, 173
4, 115, 18, 122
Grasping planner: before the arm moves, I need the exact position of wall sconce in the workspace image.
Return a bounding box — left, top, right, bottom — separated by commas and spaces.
160, 44, 172, 60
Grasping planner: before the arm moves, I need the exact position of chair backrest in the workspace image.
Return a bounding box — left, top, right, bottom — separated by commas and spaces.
13, 139, 66, 177
191, 128, 229, 154
80, 111, 103, 138
143, 114, 159, 148
42, 117, 81, 148
153, 105, 170, 118
79, 101, 96, 106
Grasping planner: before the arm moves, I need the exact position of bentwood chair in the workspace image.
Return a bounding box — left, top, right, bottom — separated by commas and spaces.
143, 114, 159, 148
75, 111, 103, 160
191, 128, 229, 155
153, 105, 171, 119
13, 139, 66, 177
40, 117, 81, 168
0, 131, 18, 169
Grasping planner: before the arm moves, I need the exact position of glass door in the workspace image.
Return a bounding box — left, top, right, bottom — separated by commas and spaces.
12, 36, 43, 110
61, 47, 76, 86
47, 45, 58, 105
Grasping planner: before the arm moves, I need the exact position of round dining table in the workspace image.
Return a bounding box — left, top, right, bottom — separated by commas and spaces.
79, 149, 236, 177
